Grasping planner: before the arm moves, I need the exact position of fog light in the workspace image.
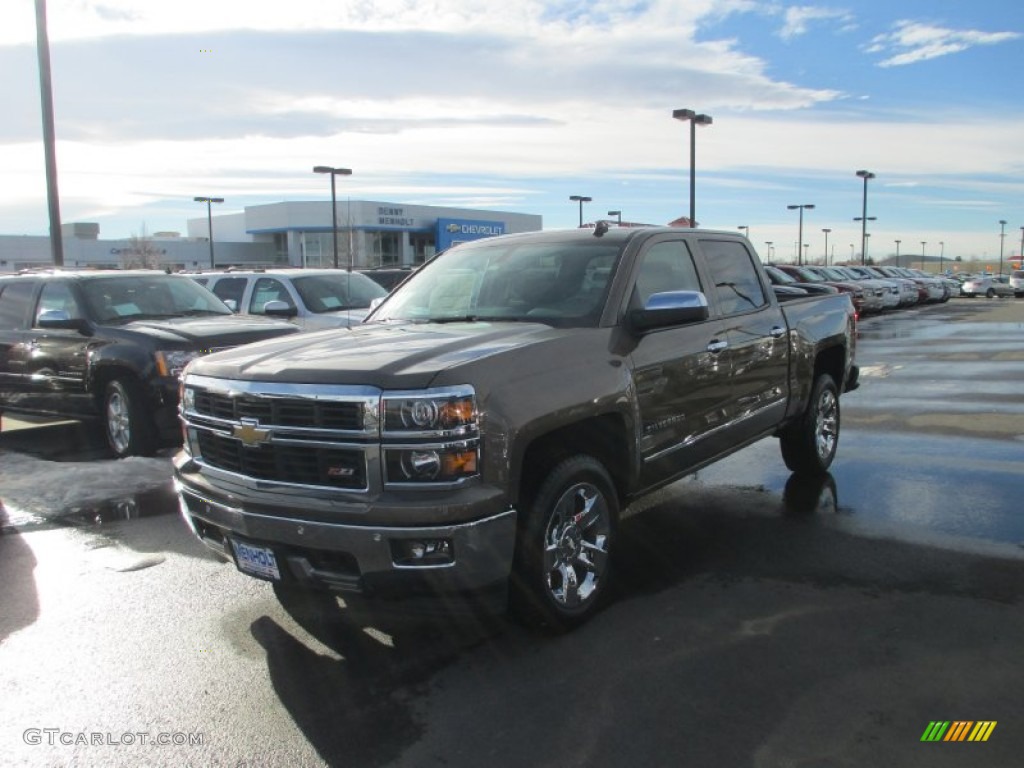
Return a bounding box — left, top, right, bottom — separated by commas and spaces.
391, 538, 453, 567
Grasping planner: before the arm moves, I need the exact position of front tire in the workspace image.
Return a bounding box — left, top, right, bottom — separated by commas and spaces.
103, 377, 156, 458
512, 455, 617, 631
986, 288, 996, 299
779, 374, 840, 475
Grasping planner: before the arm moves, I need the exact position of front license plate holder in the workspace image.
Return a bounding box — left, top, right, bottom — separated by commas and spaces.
230, 538, 281, 581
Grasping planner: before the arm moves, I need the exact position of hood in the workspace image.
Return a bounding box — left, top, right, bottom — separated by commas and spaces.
187, 320, 571, 389
116, 315, 299, 347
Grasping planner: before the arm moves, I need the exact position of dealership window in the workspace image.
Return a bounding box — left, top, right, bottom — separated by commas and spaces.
410, 233, 435, 265
372, 232, 402, 266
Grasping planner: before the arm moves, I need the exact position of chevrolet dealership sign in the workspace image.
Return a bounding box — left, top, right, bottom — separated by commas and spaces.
436, 218, 506, 252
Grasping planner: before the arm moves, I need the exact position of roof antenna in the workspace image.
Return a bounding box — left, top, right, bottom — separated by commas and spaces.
593, 220, 610, 237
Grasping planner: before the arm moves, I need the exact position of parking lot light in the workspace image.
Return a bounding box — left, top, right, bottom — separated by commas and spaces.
313, 166, 353, 270
672, 108, 713, 226
998, 220, 1007, 277
856, 170, 875, 265
787, 204, 814, 265
193, 196, 224, 270
569, 195, 591, 227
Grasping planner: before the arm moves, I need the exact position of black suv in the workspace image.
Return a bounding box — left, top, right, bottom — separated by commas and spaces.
0, 270, 299, 457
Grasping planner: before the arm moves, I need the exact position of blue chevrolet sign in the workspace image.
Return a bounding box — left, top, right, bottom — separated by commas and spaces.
436, 218, 505, 252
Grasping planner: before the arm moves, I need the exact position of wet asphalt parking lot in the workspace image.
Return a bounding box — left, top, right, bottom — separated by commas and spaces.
2, 296, 1023, 767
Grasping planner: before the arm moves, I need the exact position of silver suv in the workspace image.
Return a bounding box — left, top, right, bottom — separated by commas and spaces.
1010, 270, 1024, 298
190, 269, 388, 330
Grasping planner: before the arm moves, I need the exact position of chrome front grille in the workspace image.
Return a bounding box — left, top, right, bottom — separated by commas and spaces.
195, 431, 366, 489
193, 390, 362, 429
181, 375, 380, 493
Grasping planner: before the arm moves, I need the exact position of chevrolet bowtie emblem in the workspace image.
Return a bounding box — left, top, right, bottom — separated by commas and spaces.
233, 419, 271, 447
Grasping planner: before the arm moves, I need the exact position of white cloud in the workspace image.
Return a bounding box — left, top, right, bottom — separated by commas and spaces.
778, 5, 855, 41
868, 20, 1020, 67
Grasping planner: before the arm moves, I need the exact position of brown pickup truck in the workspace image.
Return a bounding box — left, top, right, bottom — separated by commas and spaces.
174, 225, 859, 630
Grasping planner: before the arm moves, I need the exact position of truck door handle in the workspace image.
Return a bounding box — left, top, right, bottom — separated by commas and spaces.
769, 326, 786, 338
706, 340, 728, 354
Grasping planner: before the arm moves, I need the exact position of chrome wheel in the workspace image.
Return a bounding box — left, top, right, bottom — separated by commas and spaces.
542, 482, 611, 609
106, 382, 131, 455
814, 388, 838, 462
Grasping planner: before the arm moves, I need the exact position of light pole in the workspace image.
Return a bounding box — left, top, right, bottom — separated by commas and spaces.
787, 204, 814, 265
313, 165, 353, 270
822, 228, 832, 265
193, 196, 224, 269
856, 170, 875, 265
939, 241, 945, 274
672, 108, 713, 226
895, 239, 901, 268
738, 225, 749, 240
607, 210, 622, 225
999, 220, 1007, 276
1020, 226, 1024, 268
853, 215, 876, 263
920, 241, 926, 270
569, 195, 592, 227
764, 241, 773, 263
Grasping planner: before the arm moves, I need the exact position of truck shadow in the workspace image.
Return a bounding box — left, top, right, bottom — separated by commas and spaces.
0, 505, 40, 644
251, 602, 526, 766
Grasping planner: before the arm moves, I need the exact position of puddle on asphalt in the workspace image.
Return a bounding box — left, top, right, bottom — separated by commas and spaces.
1, 482, 179, 534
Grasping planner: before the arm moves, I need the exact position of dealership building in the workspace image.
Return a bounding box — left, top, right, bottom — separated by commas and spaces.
187, 200, 542, 270
0, 201, 542, 273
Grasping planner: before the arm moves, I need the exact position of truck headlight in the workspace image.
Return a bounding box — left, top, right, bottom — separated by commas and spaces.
385, 445, 479, 483
381, 387, 479, 485
382, 387, 476, 435
155, 350, 200, 378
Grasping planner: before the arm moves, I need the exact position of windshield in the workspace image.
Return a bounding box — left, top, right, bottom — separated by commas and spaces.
291, 273, 388, 313
79, 274, 232, 324
765, 266, 797, 285
369, 238, 622, 327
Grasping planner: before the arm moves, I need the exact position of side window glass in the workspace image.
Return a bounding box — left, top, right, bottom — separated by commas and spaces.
35, 282, 83, 325
211, 278, 247, 308
632, 241, 702, 308
0, 281, 38, 330
700, 240, 767, 315
249, 278, 295, 315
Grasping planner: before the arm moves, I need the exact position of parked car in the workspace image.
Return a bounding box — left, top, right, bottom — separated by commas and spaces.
773, 264, 869, 315
191, 268, 388, 330
763, 265, 840, 297
1009, 270, 1024, 297
860, 266, 920, 307
0, 270, 299, 457
960, 275, 1015, 298
830, 265, 901, 311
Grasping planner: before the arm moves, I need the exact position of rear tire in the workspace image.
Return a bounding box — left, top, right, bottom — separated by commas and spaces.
511, 455, 617, 632
103, 377, 157, 458
779, 374, 840, 475
986, 288, 996, 299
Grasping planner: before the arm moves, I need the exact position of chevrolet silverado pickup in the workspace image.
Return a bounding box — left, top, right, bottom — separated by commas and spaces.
174, 225, 859, 629
0, 270, 299, 457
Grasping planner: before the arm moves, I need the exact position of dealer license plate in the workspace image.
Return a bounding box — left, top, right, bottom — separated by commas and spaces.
231, 539, 281, 581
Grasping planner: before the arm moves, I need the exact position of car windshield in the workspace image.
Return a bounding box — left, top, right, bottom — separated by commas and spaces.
765, 266, 797, 285
79, 274, 233, 324
368, 238, 622, 327
291, 273, 388, 313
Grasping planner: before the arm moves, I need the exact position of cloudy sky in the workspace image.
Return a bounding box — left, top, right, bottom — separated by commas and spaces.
2, 0, 1023, 263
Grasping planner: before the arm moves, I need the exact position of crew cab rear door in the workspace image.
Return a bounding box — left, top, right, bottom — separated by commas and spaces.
625, 237, 733, 487
697, 237, 790, 441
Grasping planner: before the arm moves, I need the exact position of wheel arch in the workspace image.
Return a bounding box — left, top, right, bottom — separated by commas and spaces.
515, 412, 631, 513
